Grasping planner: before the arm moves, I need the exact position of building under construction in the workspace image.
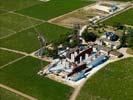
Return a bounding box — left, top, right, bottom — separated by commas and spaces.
39, 45, 109, 82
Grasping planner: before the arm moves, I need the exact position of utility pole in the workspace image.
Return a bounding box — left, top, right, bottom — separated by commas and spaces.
73, 23, 80, 36
36, 31, 47, 68
28, 18, 46, 68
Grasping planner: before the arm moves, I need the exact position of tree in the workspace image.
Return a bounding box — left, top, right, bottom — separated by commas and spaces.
82, 29, 97, 42
120, 33, 127, 47
119, 27, 133, 48
127, 27, 133, 36
69, 39, 80, 48
113, 22, 124, 30
126, 28, 133, 49
45, 48, 58, 59
127, 37, 133, 49
73, 24, 80, 35
52, 32, 70, 47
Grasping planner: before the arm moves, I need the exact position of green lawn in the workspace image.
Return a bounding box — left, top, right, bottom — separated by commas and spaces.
0, 87, 28, 100
0, 49, 23, 67
77, 57, 133, 100
0, 22, 71, 53
0, 56, 73, 100
0, 9, 7, 14
103, 8, 133, 26
0, 0, 42, 11
0, 12, 42, 38
16, 0, 94, 20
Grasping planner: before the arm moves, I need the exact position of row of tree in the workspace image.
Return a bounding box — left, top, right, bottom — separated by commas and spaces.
120, 27, 133, 49
82, 28, 97, 42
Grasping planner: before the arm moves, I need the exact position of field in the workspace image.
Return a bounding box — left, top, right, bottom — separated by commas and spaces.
0, 12, 42, 38
0, 49, 24, 67
0, 23, 71, 53
103, 8, 133, 26
0, 9, 7, 14
0, 0, 94, 53
0, 56, 73, 100
0, 87, 28, 100
16, 0, 94, 20
0, 0, 95, 100
77, 57, 133, 100
0, 0, 42, 11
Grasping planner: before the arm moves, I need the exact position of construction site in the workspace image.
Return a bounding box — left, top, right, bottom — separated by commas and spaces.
38, 46, 108, 85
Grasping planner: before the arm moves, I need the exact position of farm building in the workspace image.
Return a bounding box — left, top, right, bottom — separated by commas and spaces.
105, 32, 119, 41
40, 45, 109, 82
109, 50, 123, 58
95, 31, 120, 49
95, 39, 102, 45
102, 38, 120, 49
88, 55, 108, 68
93, 45, 111, 55
93, 3, 119, 14
66, 47, 93, 63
